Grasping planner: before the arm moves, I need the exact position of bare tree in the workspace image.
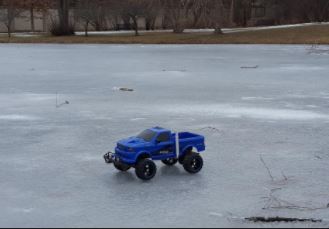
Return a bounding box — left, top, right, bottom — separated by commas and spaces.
75, 0, 108, 36
161, 0, 196, 33
75, 0, 94, 36
270, 0, 329, 24
26, 0, 52, 33
208, 0, 230, 34
190, 0, 207, 28
115, 0, 148, 36
144, 0, 161, 30
0, 0, 27, 37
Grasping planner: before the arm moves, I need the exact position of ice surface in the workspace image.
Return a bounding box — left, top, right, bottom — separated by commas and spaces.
0, 44, 329, 227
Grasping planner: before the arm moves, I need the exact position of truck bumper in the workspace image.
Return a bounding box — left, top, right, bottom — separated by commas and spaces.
104, 152, 115, 164
104, 151, 135, 165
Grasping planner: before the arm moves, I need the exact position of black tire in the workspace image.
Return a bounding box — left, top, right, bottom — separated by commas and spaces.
183, 152, 203, 174
162, 158, 178, 166
114, 161, 131, 172
135, 159, 157, 181
179, 151, 192, 164
178, 156, 185, 165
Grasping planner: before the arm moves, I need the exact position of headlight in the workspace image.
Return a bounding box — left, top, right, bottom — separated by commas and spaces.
128, 148, 134, 152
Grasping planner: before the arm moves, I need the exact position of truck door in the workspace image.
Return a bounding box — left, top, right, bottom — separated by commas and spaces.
152, 132, 175, 160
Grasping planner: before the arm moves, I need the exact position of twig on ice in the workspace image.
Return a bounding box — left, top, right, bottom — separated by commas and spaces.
281, 171, 288, 181
260, 155, 274, 182
55, 92, 70, 108
199, 126, 221, 133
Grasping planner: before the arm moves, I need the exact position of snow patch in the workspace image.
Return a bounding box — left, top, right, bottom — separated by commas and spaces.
130, 118, 146, 122
0, 115, 40, 121
306, 105, 319, 108
279, 65, 324, 71
0, 93, 54, 103
12, 208, 34, 213
241, 97, 274, 101
209, 212, 224, 217
157, 104, 329, 121
24, 93, 54, 101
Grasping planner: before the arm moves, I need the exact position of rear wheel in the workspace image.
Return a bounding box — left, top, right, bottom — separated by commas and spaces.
162, 158, 178, 166
135, 159, 157, 181
179, 151, 192, 164
183, 152, 203, 174
114, 161, 131, 172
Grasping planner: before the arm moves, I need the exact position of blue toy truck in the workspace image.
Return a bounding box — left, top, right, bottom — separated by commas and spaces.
104, 127, 206, 181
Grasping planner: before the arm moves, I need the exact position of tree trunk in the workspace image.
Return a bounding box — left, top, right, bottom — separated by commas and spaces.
173, 28, 184, 33
7, 9, 13, 38
173, 23, 184, 33
58, 0, 71, 35
214, 27, 223, 34
122, 15, 131, 30
94, 22, 101, 31
30, 5, 35, 32
7, 24, 12, 38
85, 22, 89, 37
243, 7, 247, 27
145, 18, 151, 31
42, 10, 48, 32
132, 17, 139, 36
230, 0, 235, 26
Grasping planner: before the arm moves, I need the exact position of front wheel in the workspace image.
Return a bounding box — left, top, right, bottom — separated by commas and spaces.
162, 158, 178, 166
183, 152, 203, 174
114, 161, 131, 172
135, 159, 157, 181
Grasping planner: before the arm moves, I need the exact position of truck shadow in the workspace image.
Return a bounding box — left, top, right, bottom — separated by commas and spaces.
107, 164, 197, 185
159, 165, 192, 177
111, 171, 136, 183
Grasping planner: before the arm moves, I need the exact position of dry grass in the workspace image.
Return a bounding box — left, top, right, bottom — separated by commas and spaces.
1, 24, 329, 44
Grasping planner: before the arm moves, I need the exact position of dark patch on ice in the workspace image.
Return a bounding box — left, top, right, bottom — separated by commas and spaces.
119, 88, 134, 92
241, 65, 259, 69
246, 216, 322, 223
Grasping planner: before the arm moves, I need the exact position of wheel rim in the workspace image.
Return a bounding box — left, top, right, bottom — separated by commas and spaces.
190, 157, 202, 171
168, 159, 174, 164
144, 163, 154, 177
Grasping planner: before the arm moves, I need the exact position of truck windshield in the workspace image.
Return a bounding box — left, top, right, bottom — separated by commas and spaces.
137, 129, 156, 142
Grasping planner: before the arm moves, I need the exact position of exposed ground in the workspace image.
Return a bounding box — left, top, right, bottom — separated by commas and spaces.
0, 23, 329, 44
0, 44, 329, 227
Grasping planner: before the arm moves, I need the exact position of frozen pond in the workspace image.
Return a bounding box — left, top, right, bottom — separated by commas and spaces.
0, 44, 329, 227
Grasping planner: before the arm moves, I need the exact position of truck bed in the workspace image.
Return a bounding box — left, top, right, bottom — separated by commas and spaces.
171, 132, 206, 154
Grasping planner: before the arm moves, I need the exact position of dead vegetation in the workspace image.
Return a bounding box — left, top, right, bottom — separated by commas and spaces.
307, 43, 329, 55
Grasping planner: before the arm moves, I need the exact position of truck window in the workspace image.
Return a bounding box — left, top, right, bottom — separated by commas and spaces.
137, 129, 156, 142
156, 132, 170, 143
